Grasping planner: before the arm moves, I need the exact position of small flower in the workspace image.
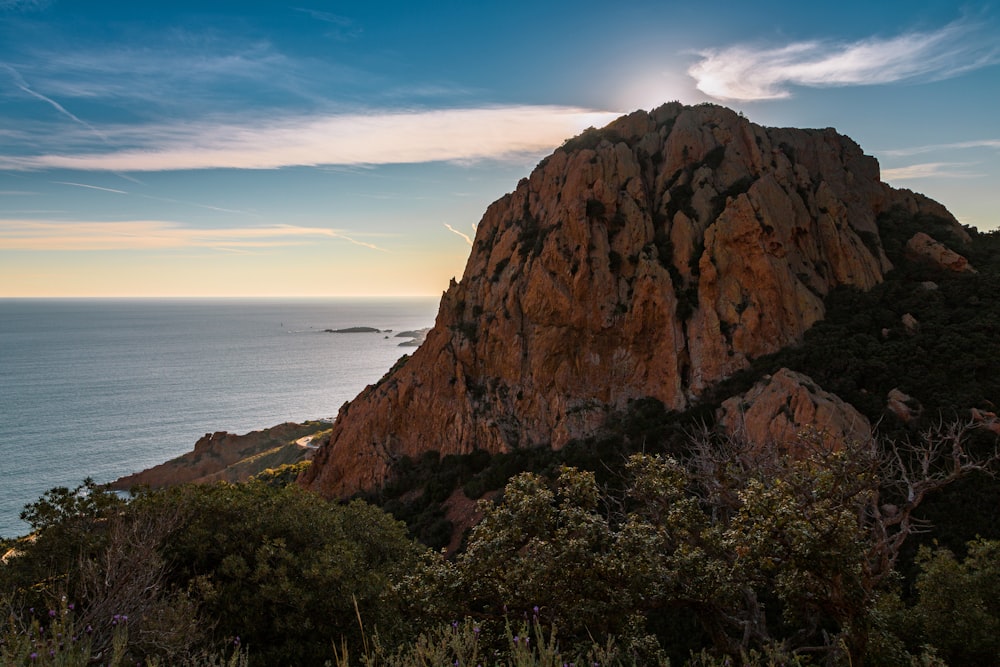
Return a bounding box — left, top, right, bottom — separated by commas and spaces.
234, 636, 241, 647
68, 603, 75, 611
29, 652, 38, 661
473, 625, 480, 635
513, 635, 520, 644
48, 609, 56, 618
533, 605, 540, 616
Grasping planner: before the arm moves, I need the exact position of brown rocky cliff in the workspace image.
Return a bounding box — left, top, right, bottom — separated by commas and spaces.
302, 103, 963, 498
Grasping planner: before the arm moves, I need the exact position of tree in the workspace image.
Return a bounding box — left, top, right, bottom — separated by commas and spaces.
443, 421, 998, 665
904, 539, 1000, 664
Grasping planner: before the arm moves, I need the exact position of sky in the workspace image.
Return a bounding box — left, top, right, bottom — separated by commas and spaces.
0, 0, 998, 297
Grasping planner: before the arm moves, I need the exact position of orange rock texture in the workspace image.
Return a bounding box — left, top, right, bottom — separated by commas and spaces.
302, 103, 962, 498
716, 368, 872, 453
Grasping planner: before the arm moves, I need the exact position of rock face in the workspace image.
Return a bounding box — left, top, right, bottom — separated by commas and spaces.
302, 103, 963, 498
716, 368, 872, 452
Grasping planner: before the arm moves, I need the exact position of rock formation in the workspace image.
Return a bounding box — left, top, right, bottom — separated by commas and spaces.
302, 103, 965, 498
887, 388, 922, 424
904, 232, 976, 273
716, 368, 872, 452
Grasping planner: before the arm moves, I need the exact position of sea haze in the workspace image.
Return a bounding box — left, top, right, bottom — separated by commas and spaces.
0, 297, 439, 538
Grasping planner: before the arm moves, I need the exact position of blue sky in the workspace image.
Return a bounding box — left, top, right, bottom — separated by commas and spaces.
1, 0, 997, 296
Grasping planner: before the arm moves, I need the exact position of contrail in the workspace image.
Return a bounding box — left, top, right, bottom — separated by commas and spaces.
2, 64, 109, 142
444, 223, 473, 246
53, 181, 128, 194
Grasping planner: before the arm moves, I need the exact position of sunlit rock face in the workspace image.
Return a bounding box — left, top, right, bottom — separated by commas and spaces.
716, 368, 873, 453
301, 103, 963, 498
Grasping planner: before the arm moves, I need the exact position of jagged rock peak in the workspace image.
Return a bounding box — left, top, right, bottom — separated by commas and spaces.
301, 102, 964, 498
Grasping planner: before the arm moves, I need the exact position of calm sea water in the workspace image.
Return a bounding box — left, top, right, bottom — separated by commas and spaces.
0, 297, 439, 538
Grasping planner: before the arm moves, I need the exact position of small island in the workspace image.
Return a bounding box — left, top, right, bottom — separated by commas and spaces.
323, 326, 381, 333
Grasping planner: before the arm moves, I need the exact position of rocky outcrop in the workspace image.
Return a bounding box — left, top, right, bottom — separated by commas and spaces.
716, 369, 872, 452
905, 232, 976, 273
112, 422, 327, 490
302, 103, 965, 498
971, 408, 1000, 436
887, 388, 922, 424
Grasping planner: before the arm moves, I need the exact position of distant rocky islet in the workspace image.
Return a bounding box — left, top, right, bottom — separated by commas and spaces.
323, 326, 429, 347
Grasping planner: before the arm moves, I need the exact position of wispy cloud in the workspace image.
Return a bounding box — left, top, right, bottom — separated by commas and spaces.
689, 19, 999, 101
5, 31, 344, 119
2, 106, 620, 172
293, 8, 362, 40
50, 180, 253, 215
881, 139, 1000, 157
0, 219, 386, 251
443, 223, 473, 246
881, 162, 983, 180
0, 0, 52, 12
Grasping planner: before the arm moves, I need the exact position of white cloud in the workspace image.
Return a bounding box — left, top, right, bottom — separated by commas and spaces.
689, 20, 999, 101
1, 106, 620, 172
881, 139, 1000, 157
0, 219, 385, 251
881, 162, 982, 180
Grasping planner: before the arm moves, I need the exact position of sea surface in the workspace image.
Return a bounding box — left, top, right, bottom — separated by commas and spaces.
0, 297, 439, 538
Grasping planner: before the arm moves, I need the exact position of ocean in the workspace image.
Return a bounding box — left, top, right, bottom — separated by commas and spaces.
0, 297, 440, 539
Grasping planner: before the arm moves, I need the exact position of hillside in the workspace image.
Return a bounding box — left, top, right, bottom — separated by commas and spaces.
302, 102, 974, 499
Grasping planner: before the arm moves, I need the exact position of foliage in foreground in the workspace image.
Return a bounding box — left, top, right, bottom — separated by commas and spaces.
2, 420, 998, 666
1, 480, 422, 666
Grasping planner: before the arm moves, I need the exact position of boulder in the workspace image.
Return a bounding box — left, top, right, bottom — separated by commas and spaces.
905, 232, 976, 273
716, 368, 872, 453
